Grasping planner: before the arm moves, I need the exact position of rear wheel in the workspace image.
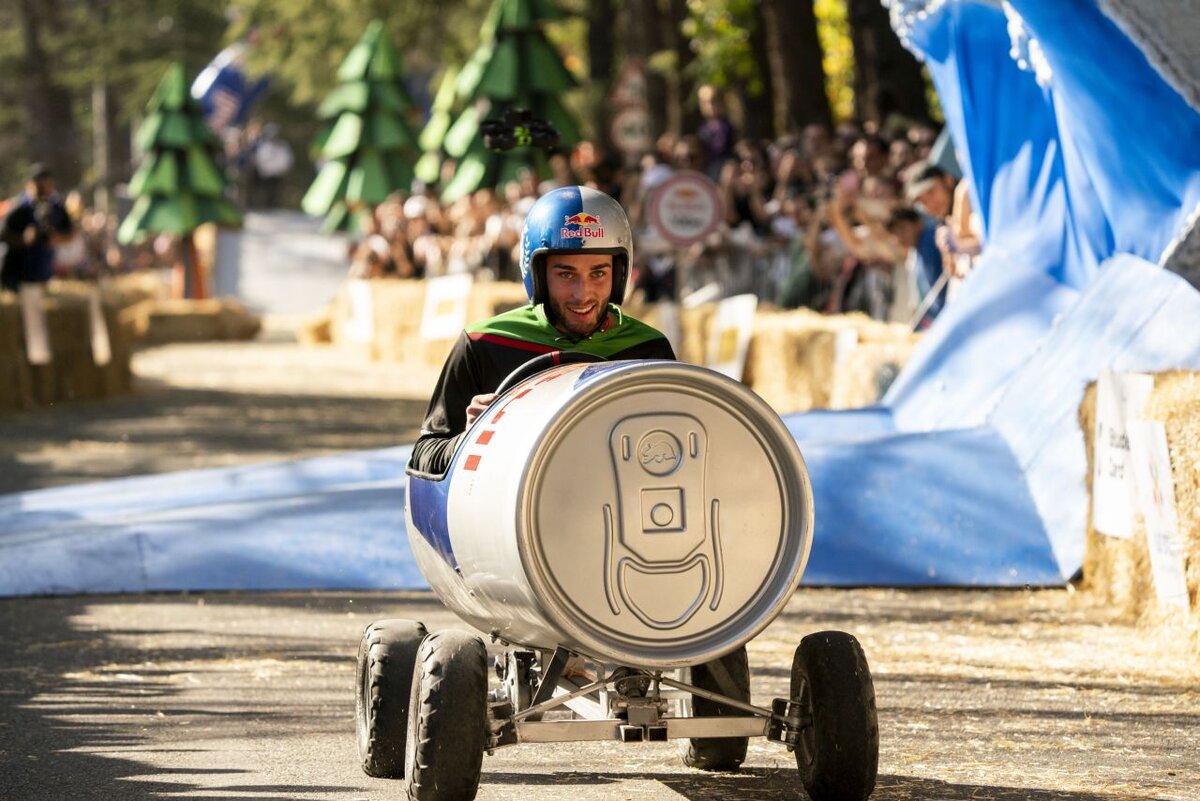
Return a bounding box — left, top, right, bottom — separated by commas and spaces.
792, 631, 879, 801
403, 629, 488, 801
356, 619, 427, 778
677, 646, 751, 771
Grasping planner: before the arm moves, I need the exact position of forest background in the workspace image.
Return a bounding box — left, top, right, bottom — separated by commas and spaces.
0, 0, 939, 210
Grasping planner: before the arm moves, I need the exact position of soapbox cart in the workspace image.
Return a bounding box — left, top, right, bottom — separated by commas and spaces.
356, 356, 879, 800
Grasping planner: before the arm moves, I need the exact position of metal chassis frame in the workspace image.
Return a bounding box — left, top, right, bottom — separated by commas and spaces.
487, 646, 809, 751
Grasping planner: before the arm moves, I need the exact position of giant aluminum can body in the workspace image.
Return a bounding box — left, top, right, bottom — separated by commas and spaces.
405, 360, 814, 669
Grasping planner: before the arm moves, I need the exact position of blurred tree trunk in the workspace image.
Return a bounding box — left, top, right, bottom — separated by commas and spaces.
846, 0, 929, 126
739, 5, 775, 140
17, 0, 81, 188
587, 0, 616, 150
665, 0, 697, 138
760, 0, 832, 135
621, 0, 669, 140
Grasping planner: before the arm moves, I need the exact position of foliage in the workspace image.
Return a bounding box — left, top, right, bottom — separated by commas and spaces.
420, 0, 584, 203
226, 0, 490, 107
0, 0, 229, 193
815, 0, 855, 122
680, 0, 762, 95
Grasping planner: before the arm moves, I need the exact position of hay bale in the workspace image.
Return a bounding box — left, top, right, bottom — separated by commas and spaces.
0, 295, 32, 410
322, 278, 530, 367
829, 326, 922, 409
743, 309, 862, 413
0, 286, 136, 411
1079, 382, 1153, 618
1081, 372, 1200, 640
1143, 371, 1200, 634
122, 298, 262, 344
297, 309, 333, 345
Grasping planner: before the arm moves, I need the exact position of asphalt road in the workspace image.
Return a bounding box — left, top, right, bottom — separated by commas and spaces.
1, 587, 1197, 801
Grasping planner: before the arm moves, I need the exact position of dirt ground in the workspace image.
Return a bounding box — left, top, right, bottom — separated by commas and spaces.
1, 331, 1198, 801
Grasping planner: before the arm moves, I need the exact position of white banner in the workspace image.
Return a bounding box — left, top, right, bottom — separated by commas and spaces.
1126, 419, 1189, 609
341, 279, 375, 344
18, 283, 52, 365
420, 273, 473, 342
88, 285, 112, 366
1092, 370, 1154, 538
655, 300, 681, 360
705, 294, 757, 381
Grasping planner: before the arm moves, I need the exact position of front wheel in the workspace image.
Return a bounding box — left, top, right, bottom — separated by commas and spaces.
403, 629, 488, 801
356, 619, 427, 777
792, 631, 879, 801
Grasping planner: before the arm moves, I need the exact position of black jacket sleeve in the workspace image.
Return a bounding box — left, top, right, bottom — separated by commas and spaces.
407, 332, 485, 477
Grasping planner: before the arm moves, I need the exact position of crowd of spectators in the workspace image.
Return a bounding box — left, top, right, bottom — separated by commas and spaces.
344, 104, 981, 331
4, 97, 982, 333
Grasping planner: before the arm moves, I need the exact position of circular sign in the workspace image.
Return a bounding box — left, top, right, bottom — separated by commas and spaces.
647, 170, 724, 247
609, 105, 652, 156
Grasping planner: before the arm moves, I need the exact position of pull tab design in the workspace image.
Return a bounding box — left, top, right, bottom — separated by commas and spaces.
604, 414, 723, 629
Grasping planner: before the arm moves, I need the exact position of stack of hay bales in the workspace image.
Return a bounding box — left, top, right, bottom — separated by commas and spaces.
313, 284, 920, 412
120, 297, 262, 344
1080, 371, 1200, 639
743, 310, 917, 413
0, 283, 137, 411
317, 278, 529, 366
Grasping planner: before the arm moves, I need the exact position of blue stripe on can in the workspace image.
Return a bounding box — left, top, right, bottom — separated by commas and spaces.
407, 473, 459, 572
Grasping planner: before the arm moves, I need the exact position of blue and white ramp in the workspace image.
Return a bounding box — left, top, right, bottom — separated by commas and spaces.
0, 449, 424, 596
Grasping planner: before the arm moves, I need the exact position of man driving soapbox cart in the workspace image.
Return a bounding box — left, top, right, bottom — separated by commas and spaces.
354, 187, 879, 801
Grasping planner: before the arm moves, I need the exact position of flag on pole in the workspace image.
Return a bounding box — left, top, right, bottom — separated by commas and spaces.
191, 41, 270, 133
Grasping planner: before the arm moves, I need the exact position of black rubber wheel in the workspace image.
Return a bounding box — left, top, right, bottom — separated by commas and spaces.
792, 631, 879, 801
356, 619, 428, 778
403, 629, 489, 801
677, 646, 751, 771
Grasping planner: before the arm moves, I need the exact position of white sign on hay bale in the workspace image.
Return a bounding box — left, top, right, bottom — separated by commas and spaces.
342, 279, 375, 344
88, 285, 112, 366
1092, 369, 1154, 538
420, 273, 473, 342
706, 294, 757, 381
1126, 419, 1190, 608
656, 300, 681, 359
18, 283, 52, 365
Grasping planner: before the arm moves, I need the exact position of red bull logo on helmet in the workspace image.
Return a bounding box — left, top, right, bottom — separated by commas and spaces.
561, 212, 605, 240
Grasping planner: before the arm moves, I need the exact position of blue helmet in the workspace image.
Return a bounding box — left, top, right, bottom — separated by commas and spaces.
519, 186, 632, 306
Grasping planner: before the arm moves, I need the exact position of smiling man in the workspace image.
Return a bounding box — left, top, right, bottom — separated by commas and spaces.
408, 186, 675, 476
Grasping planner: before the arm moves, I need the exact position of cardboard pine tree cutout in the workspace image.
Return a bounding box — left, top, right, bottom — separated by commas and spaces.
420, 0, 581, 202
302, 20, 421, 233
118, 62, 242, 299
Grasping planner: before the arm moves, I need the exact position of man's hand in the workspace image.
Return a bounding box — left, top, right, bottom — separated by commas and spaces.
465, 393, 498, 427
23, 225, 37, 246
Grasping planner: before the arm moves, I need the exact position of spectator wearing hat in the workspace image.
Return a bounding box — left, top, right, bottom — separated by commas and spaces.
1, 164, 73, 292
904, 162, 955, 221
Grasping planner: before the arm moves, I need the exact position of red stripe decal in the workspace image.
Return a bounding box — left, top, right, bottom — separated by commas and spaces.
464, 454, 482, 471
476, 430, 494, 445
514, 388, 531, 399
468, 332, 559, 354
492, 411, 505, 421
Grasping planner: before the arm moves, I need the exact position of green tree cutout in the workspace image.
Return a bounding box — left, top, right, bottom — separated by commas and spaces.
419, 0, 582, 203
117, 61, 241, 299
301, 20, 421, 233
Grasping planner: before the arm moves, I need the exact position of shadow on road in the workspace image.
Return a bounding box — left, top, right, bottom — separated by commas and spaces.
0, 385, 428, 494
482, 769, 1122, 800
